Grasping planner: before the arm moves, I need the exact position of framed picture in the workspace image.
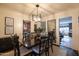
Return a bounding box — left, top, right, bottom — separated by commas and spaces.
5, 17, 14, 35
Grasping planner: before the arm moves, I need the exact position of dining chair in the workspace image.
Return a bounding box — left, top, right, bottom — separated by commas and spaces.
48, 31, 53, 53
11, 34, 20, 56
32, 33, 49, 56
11, 34, 32, 56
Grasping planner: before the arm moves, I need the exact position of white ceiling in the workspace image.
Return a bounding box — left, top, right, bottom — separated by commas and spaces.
0, 3, 79, 17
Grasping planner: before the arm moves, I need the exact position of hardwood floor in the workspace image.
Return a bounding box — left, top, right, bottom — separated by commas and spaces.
0, 45, 78, 56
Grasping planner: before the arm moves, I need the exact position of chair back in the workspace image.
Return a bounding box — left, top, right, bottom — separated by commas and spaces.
11, 34, 20, 56
41, 35, 49, 56
33, 33, 49, 56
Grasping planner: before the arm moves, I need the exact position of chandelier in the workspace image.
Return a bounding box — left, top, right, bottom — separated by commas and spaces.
32, 4, 42, 22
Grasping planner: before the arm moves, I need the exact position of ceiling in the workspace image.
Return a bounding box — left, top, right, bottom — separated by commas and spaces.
0, 3, 79, 17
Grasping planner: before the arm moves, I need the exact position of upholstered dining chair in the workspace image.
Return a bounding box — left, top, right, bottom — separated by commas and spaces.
11, 34, 32, 56
32, 33, 49, 56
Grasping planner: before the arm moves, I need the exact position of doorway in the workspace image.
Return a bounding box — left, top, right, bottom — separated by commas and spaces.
22, 20, 31, 47
59, 17, 72, 48
23, 20, 31, 38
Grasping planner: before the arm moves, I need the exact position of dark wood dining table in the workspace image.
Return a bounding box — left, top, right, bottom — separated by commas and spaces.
23, 34, 48, 49
19, 33, 49, 56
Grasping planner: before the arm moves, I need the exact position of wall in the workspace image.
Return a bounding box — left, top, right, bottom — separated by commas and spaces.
0, 7, 34, 42
44, 15, 55, 21
43, 15, 55, 32
55, 8, 79, 51
45, 9, 79, 51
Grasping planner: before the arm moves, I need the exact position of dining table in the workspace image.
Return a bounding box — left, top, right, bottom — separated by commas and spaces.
23, 33, 49, 49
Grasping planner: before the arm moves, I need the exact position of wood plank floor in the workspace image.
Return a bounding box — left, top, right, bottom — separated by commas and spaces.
0, 45, 78, 56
